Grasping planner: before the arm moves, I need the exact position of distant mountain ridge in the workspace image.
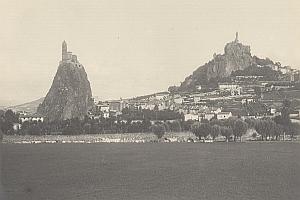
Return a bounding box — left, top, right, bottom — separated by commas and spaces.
7, 97, 45, 114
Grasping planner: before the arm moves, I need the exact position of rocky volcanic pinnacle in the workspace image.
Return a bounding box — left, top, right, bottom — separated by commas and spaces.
177, 32, 256, 91
37, 41, 93, 121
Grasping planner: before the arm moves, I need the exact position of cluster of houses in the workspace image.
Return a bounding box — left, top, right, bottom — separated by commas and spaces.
89, 65, 300, 123
89, 79, 298, 123
273, 64, 300, 81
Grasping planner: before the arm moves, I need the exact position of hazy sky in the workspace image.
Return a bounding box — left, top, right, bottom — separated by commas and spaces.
0, 0, 300, 105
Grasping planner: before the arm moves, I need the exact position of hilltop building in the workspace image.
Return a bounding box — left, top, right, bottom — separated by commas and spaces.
61, 40, 80, 64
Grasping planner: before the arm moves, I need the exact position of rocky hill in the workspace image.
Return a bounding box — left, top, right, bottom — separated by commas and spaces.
37, 62, 93, 121
172, 33, 279, 92
37, 41, 93, 121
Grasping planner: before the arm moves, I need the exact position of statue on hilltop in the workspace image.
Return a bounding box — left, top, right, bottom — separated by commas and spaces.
234, 32, 239, 43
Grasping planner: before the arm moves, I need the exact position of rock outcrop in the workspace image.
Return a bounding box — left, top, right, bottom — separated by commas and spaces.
175, 33, 263, 91
37, 41, 93, 121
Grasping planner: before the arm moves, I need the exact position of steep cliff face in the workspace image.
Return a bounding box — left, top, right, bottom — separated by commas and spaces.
177, 35, 255, 91
37, 62, 93, 121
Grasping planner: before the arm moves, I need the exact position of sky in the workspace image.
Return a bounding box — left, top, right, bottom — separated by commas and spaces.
0, 0, 300, 105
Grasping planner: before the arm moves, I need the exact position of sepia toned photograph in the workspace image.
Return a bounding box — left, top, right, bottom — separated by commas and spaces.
0, 0, 300, 199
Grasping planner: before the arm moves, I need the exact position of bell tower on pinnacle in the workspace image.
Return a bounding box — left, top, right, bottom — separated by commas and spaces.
61, 41, 79, 64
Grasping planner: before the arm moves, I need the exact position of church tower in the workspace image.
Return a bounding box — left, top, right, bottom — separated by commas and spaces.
62, 40, 67, 61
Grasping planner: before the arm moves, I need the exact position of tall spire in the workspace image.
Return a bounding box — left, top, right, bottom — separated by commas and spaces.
235, 32, 239, 43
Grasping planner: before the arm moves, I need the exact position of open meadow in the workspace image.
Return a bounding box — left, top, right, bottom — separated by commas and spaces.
1, 142, 300, 200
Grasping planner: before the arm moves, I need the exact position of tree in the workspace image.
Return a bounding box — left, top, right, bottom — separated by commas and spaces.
169, 120, 182, 132
151, 124, 166, 140
141, 119, 151, 133
289, 122, 300, 140
90, 121, 100, 134
220, 127, 233, 142
4, 110, 19, 123
274, 124, 283, 140
281, 99, 292, 120
210, 119, 224, 126
28, 122, 42, 135
223, 117, 236, 129
83, 123, 92, 134
182, 120, 195, 131
255, 120, 267, 141
265, 120, 277, 140
233, 120, 248, 141
277, 99, 293, 135
0, 125, 3, 141
62, 118, 82, 135
168, 86, 178, 93
245, 118, 257, 129
163, 122, 171, 133
121, 107, 130, 115
210, 125, 220, 140
191, 122, 200, 139
191, 122, 211, 140
2, 110, 19, 135
255, 119, 277, 141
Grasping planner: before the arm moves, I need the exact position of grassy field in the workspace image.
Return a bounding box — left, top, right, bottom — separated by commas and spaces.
1, 143, 300, 200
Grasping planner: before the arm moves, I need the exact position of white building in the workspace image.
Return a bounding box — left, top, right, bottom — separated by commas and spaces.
184, 113, 199, 121
216, 112, 232, 120
241, 98, 255, 105
270, 108, 276, 115
173, 97, 184, 104
204, 113, 215, 121
219, 83, 239, 90
96, 104, 110, 113
19, 114, 44, 123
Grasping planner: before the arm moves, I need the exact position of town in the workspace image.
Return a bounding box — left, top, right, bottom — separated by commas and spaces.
1, 35, 300, 143
3, 59, 300, 142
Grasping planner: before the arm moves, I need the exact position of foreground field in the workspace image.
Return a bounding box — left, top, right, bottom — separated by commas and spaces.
1, 143, 300, 200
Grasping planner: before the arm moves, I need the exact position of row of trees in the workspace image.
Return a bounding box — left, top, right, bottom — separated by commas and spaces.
191, 119, 248, 142
187, 100, 298, 142
190, 116, 299, 142
0, 110, 184, 136
0, 108, 185, 136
